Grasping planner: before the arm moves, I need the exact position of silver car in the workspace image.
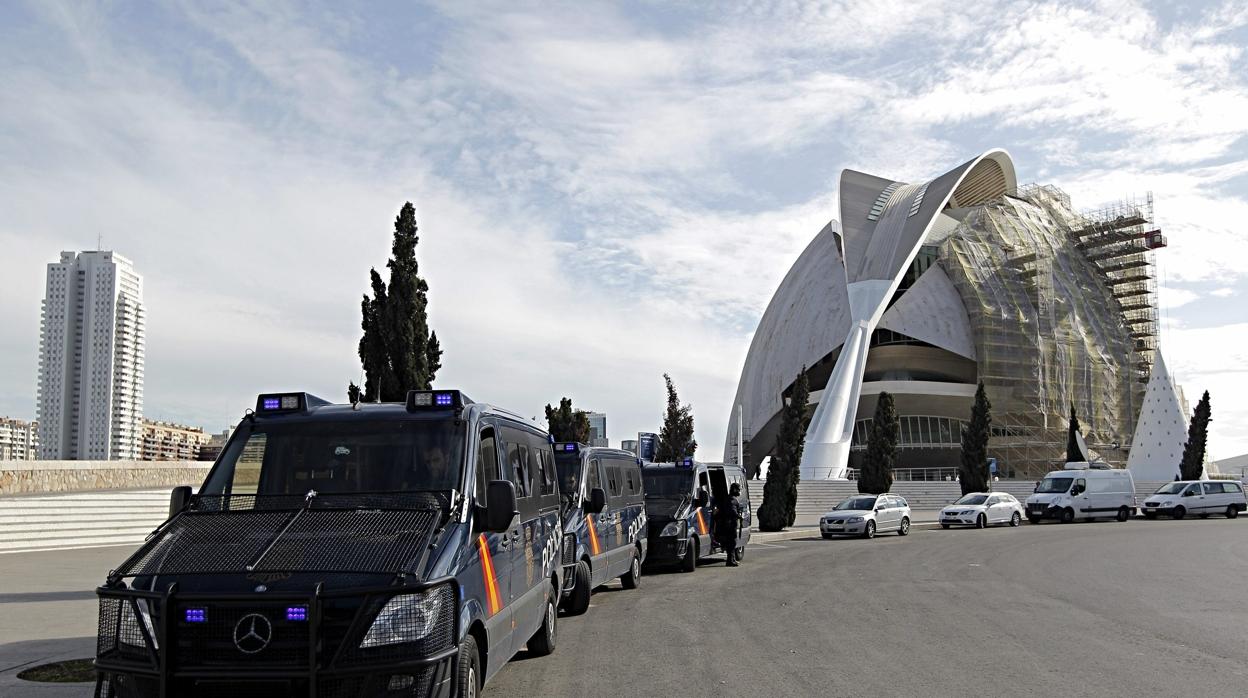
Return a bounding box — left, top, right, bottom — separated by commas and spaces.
940, 492, 1024, 528
820, 494, 911, 539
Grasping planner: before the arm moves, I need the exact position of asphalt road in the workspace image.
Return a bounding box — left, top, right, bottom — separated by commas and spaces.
488, 519, 1248, 697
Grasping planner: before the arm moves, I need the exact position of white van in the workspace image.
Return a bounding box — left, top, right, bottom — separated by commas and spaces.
1025, 463, 1135, 523
1141, 480, 1247, 519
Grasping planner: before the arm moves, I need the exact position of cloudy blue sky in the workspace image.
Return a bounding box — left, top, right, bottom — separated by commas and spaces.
1, 0, 1246, 462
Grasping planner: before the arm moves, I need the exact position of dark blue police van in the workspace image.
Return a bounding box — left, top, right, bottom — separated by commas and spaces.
94, 390, 562, 697
551, 443, 647, 614
642, 460, 751, 571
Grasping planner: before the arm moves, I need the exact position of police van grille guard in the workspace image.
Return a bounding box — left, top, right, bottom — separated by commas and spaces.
112, 493, 448, 578
95, 582, 457, 696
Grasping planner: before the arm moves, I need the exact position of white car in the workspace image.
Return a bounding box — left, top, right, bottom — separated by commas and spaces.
940, 492, 1024, 528
820, 494, 911, 539
1141, 480, 1247, 519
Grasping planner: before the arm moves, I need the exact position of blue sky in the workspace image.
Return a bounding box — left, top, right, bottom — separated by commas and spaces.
1, 0, 1246, 461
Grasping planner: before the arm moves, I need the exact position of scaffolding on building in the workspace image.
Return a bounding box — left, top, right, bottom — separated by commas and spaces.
936, 184, 1166, 476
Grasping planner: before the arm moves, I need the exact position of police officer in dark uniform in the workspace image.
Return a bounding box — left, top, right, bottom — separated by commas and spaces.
715, 482, 744, 567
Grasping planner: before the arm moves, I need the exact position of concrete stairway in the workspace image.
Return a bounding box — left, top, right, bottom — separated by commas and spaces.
0, 489, 171, 553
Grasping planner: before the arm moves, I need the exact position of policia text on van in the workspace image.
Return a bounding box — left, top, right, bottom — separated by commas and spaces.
94, 390, 562, 698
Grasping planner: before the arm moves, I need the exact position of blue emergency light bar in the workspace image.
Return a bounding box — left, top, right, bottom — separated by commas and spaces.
184, 608, 207, 623
678, 457, 694, 468
555, 443, 579, 452
406, 390, 464, 412
256, 393, 305, 414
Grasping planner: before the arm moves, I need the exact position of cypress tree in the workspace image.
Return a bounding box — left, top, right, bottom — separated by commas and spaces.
758, 367, 810, 531
656, 374, 697, 462
1179, 391, 1211, 480
352, 202, 442, 402
544, 397, 593, 443
958, 382, 992, 495
1065, 404, 1083, 463
858, 392, 898, 495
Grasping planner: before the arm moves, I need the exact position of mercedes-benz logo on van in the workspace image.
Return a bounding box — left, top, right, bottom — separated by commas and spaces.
233, 613, 273, 654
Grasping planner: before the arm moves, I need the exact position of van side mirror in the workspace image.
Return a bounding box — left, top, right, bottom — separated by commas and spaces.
169, 486, 192, 518
586, 487, 607, 514
483, 480, 518, 532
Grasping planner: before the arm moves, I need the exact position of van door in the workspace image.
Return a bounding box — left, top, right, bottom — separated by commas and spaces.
500, 426, 542, 648
585, 457, 610, 585
1181, 483, 1205, 515
474, 424, 513, 667
1201, 482, 1225, 514
603, 461, 626, 575
1072, 477, 1089, 519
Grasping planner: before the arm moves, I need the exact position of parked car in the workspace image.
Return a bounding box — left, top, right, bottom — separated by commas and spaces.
1025, 463, 1135, 523
940, 492, 1024, 528
820, 494, 911, 539
1141, 480, 1247, 519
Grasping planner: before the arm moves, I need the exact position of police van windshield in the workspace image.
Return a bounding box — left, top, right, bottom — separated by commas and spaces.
1036, 476, 1073, 494
642, 469, 694, 497
201, 420, 465, 496
554, 452, 582, 497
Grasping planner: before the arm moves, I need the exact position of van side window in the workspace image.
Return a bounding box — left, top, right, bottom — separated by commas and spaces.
624, 463, 637, 494
475, 427, 499, 500
1227, 482, 1243, 493
533, 440, 556, 496
607, 466, 621, 497
1185, 484, 1201, 496
506, 440, 530, 498
587, 459, 602, 492
1202, 482, 1219, 495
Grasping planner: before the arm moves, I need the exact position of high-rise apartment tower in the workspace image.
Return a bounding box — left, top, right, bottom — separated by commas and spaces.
37, 251, 145, 460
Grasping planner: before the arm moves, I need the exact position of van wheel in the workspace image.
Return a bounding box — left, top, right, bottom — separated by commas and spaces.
735, 546, 746, 562
620, 551, 641, 590
456, 634, 481, 698
976, 514, 987, 529
1060, 508, 1075, 524
862, 521, 876, 539
526, 590, 557, 657
898, 517, 910, 536
680, 538, 697, 573
1116, 507, 1130, 522
1173, 506, 1186, 520
1010, 512, 1021, 527
563, 561, 591, 615
1227, 506, 1238, 519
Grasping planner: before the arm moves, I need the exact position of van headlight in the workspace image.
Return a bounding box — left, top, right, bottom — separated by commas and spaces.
660, 521, 686, 537
360, 587, 451, 648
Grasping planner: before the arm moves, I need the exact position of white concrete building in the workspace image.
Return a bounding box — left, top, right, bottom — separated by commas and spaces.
37, 251, 145, 460
0, 417, 39, 460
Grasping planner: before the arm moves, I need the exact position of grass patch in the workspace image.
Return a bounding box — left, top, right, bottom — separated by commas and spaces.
16, 658, 95, 683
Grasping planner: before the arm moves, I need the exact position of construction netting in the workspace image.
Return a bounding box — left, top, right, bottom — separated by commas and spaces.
934, 184, 1162, 476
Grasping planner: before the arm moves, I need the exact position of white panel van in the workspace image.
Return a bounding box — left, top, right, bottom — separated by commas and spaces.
1025, 464, 1135, 523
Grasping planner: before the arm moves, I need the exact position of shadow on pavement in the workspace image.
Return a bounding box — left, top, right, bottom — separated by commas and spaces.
0, 636, 94, 697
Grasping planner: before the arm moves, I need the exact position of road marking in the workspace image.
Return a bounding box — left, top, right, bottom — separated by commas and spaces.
751, 542, 788, 549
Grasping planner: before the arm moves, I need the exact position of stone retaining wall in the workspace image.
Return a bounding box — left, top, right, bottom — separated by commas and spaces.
0, 461, 213, 495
